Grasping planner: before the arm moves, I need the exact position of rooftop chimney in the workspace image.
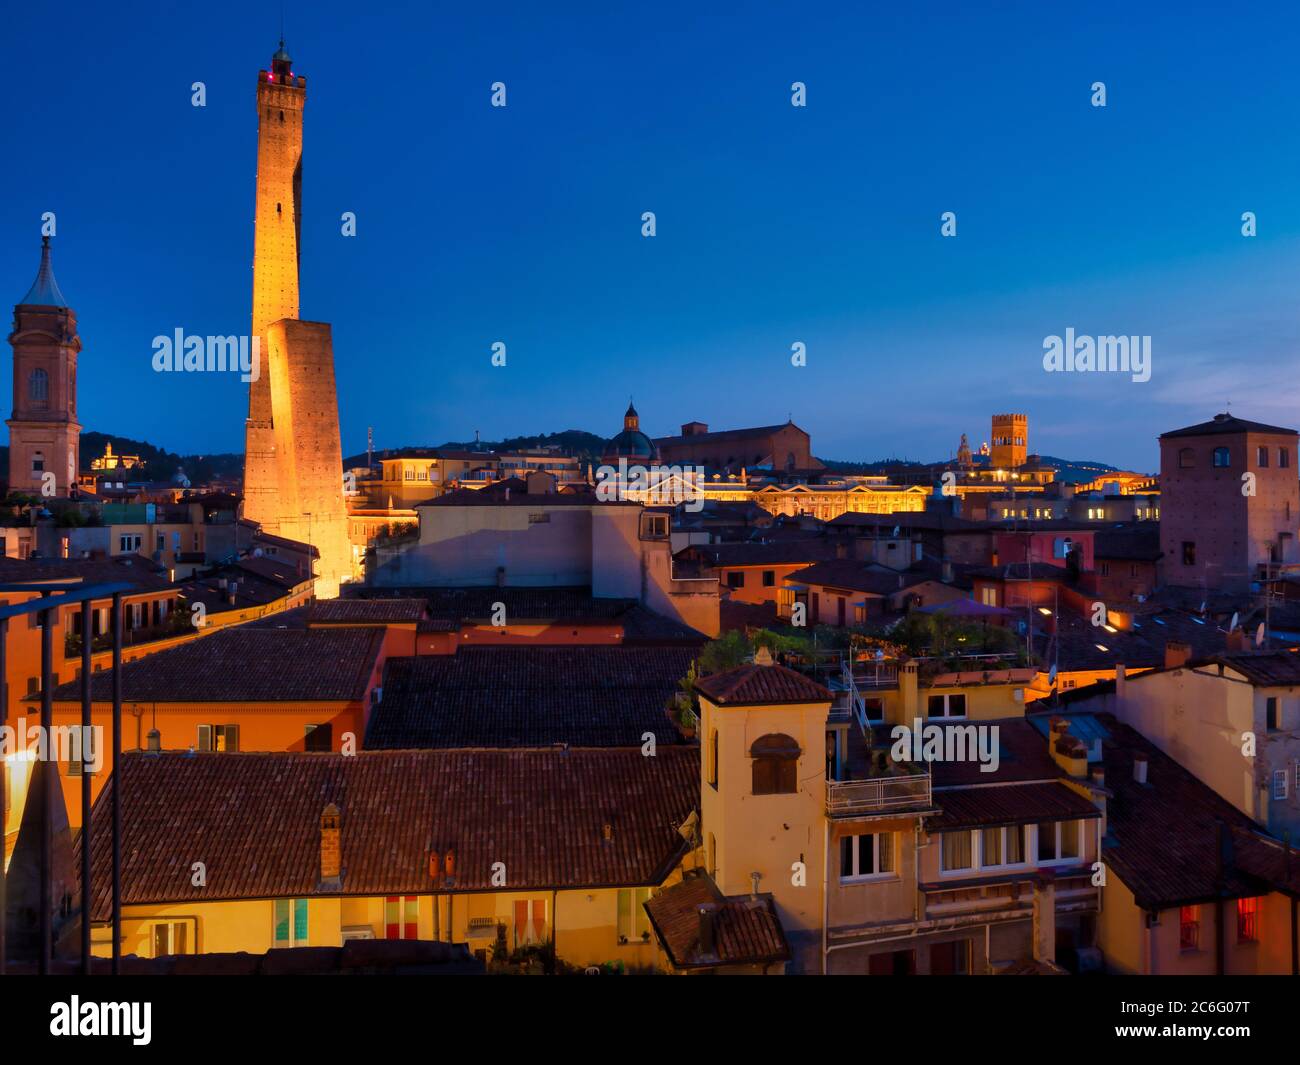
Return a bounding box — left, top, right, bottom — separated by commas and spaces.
1132, 753, 1149, 785
697, 903, 718, 955
1164, 641, 1192, 670
319, 803, 342, 889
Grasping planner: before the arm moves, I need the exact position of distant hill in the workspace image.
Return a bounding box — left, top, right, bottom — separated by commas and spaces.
819, 454, 1131, 484
76, 432, 243, 483
343, 430, 608, 468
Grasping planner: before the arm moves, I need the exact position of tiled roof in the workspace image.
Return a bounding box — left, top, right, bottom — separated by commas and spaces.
1088, 714, 1282, 908
234, 555, 310, 589
80, 747, 700, 918
643, 869, 790, 969
875, 718, 1066, 787
310, 598, 427, 624
0, 554, 174, 593
1161, 413, 1297, 439
1033, 606, 1232, 673
50, 627, 384, 703
420, 478, 619, 508
366, 646, 696, 748
695, 663, 830, 706
785, 560, 925, 596
927, 781, 1100, 831
653, 423, 795, 447
251, 531, 320, 557
1204, 650, 1300, 687
677, 540, 841, 568
343, 586, 707, 645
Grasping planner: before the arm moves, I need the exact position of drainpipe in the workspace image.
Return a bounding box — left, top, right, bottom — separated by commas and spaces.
1214, 820, 1226, 976
821, 818, 829, 975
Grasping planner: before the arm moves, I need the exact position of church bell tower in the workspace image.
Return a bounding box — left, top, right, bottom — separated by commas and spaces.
7, 237, 81, 497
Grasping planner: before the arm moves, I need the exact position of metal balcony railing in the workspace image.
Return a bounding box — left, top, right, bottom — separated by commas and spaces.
825, 773, 932, 815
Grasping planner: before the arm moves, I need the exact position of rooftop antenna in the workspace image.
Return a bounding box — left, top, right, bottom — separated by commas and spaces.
366, 426, 374, 469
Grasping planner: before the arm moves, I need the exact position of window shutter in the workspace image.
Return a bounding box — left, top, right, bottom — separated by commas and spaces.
225, 724, 239, 753
197, 724, 212, 752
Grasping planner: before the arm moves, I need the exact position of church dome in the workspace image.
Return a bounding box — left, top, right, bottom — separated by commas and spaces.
602, 400, 657, 463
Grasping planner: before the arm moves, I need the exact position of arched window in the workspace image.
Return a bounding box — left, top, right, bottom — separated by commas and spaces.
708, 729, 719, 788
707, 832, 717, 876
751, 733, 800, 795
28, 368, 48, 407
1213, 447, 1231, 468
31, 451, 44, 474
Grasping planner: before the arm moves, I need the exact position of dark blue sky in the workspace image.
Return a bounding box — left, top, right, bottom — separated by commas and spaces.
4, 1, 1300, 471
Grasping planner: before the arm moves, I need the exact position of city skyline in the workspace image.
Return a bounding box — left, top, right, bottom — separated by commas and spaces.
4, 2, 1300, 470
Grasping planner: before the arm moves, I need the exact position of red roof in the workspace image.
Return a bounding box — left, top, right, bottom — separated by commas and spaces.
80, 748, 700, 919
694, 663, 830, 706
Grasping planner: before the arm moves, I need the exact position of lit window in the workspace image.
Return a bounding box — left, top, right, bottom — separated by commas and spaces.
1236, 897, 1259, 942
1179, 906, 1199, 951
152, 921, 190, 957
384, 896, 419, 939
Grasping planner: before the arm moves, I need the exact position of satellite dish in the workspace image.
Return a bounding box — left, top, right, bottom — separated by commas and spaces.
1229, 611, 1239, 632
1256, 622, 1266, 647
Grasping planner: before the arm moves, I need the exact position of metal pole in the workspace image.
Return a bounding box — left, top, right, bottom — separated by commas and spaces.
0, 615, 8, 976
39, 595, 52, 974
80, 601, 92, 974
111, 592, 122, 975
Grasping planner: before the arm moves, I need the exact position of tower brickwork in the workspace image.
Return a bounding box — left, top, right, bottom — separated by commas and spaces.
8, 238, 80, 497
245, 43, 305, 530
242, 43, 352, 596
990, 413, 1027, 470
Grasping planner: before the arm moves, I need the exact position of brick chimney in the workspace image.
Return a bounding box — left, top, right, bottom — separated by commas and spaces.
697, 902, 718, 956
1164, 641, 1191, 670
319, 803, 342, 889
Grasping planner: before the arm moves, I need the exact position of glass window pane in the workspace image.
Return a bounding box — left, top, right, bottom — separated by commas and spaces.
981, 827, 1002, 866
878, 833, 894, 874
274, 899, 289, 944
1006, 825, 1024, 864
1037, 823, 1057, 861
942, 832, 972, 870
293, 898, 308, 942
1061, 820, 1080, 859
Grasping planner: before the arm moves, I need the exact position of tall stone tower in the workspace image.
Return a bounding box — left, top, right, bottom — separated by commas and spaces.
243, 42, 352, 597
7, 238, 81, 497
245, 40, 304, 528
990, 413, 1027, 470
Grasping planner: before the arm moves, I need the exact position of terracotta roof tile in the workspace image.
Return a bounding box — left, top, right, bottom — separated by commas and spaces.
50, 627, 384, 704
81, 747, 700, 919
643, 869, 789, 968
366, 647, 696, 748
694, 663, 830, 706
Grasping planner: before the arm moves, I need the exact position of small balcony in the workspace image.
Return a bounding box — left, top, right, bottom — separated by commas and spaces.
825, 773, 932, 817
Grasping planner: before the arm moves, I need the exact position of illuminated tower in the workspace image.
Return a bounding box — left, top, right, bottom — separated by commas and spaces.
244, 40, 304, 527
242, 42, 352, 597
7, 237, 81, 497
990, 413, 1027, 470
